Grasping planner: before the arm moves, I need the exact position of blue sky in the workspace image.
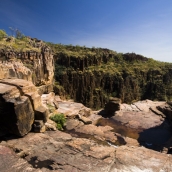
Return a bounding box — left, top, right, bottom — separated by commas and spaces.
0, 0, 172, 62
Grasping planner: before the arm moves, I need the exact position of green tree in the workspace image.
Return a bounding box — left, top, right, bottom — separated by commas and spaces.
9, 27, 25, 39
15, 29, 25, 39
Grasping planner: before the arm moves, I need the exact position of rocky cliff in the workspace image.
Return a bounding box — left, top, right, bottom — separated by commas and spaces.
51, 45, 172, 109
0, 37, 54, 94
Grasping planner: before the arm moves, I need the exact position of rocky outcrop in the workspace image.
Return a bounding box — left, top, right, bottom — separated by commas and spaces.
0, 39, 54, 93
0, 79, 48, 136
0, 61, 32, 81
104, 97, 121, 116
157, 102, 172, 124
56, 100, 91, 118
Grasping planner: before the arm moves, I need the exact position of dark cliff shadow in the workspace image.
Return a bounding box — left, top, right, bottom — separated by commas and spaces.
0, 132, 21, 142
98, 109, 108, 117
98, 109, 116, 118
138, 119, 172, 153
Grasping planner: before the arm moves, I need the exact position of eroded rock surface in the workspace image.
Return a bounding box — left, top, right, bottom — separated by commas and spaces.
0, 145, 39, 172
0, 41, 54, 92
112, 100, 166, 130
0, 79, 48, 136
57, 100, 91, 118
0, 61, 32, 81
1, 131, 172, 172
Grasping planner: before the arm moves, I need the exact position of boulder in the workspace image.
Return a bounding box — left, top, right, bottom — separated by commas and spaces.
33, 120, 46, 133
0, 83, 34, 136
104, 97, 121, 116
57, 101, 91, 118
78, 115, 92, 124
0, 79, 49, 136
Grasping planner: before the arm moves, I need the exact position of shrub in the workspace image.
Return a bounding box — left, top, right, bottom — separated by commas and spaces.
0, 30, 7, 40
49, 113, 66, 130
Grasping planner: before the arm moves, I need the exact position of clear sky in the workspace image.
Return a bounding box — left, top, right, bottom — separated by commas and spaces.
0, 0, 172, 62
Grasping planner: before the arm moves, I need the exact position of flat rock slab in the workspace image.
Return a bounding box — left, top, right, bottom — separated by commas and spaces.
113, 111, 163, 129
1, 131, 172, 172
113, 100, 166, 130
57, 101, 91, 118
0, 145, 39, 172
115, 145, 172, 172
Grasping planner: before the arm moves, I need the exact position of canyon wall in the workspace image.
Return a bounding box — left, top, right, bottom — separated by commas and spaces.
54, 50, 172, 109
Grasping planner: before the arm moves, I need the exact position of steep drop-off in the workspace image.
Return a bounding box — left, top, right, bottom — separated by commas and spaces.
0, 37, 54, 94
50, 44, 172, 109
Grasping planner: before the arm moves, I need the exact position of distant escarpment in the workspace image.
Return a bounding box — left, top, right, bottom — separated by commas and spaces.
0, 37, 54, 94
49, 44, 172, 109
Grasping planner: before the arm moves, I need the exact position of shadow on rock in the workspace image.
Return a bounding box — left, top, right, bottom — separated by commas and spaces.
28, 156, 54, 170
138, 119, 172, 153
0, 133, 21, 142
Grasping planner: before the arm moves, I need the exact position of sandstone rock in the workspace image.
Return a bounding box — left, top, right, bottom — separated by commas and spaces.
0, 82, 34, 136
0, 145, 39, 172
125, 137, 140, 146
33, 120, 46, 133
0, 44, 54, 93
150, 106, 166, 118
115, 145, 172, 171
35, 105, 48, 123
0, 79, 49, 136
0, 60, 32, 81
37, 84, 54, 95
45, 119, 57, 131
104, 97, 121, 116
1, 131, 172, 172
57, 101, 91, 118
41, 92, 59, 114
74, 124, 119, 144
157, 103, 172, 124
78, 115, 92, 124
65, 119, 81, 130
112, 109, 163, 130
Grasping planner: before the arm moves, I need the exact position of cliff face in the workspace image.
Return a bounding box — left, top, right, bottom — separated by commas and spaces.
0, 38, 54, 94
53, 48, 172, 109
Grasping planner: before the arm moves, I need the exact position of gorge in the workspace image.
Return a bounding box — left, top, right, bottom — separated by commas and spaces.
1, 34, 172, 171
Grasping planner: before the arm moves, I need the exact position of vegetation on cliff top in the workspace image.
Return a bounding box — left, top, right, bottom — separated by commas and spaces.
47, 42, 172, 109
0, 29, 42, 52
1, 28, 172, 109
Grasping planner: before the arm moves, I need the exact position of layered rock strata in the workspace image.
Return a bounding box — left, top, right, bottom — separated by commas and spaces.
0, 41, 54, 93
